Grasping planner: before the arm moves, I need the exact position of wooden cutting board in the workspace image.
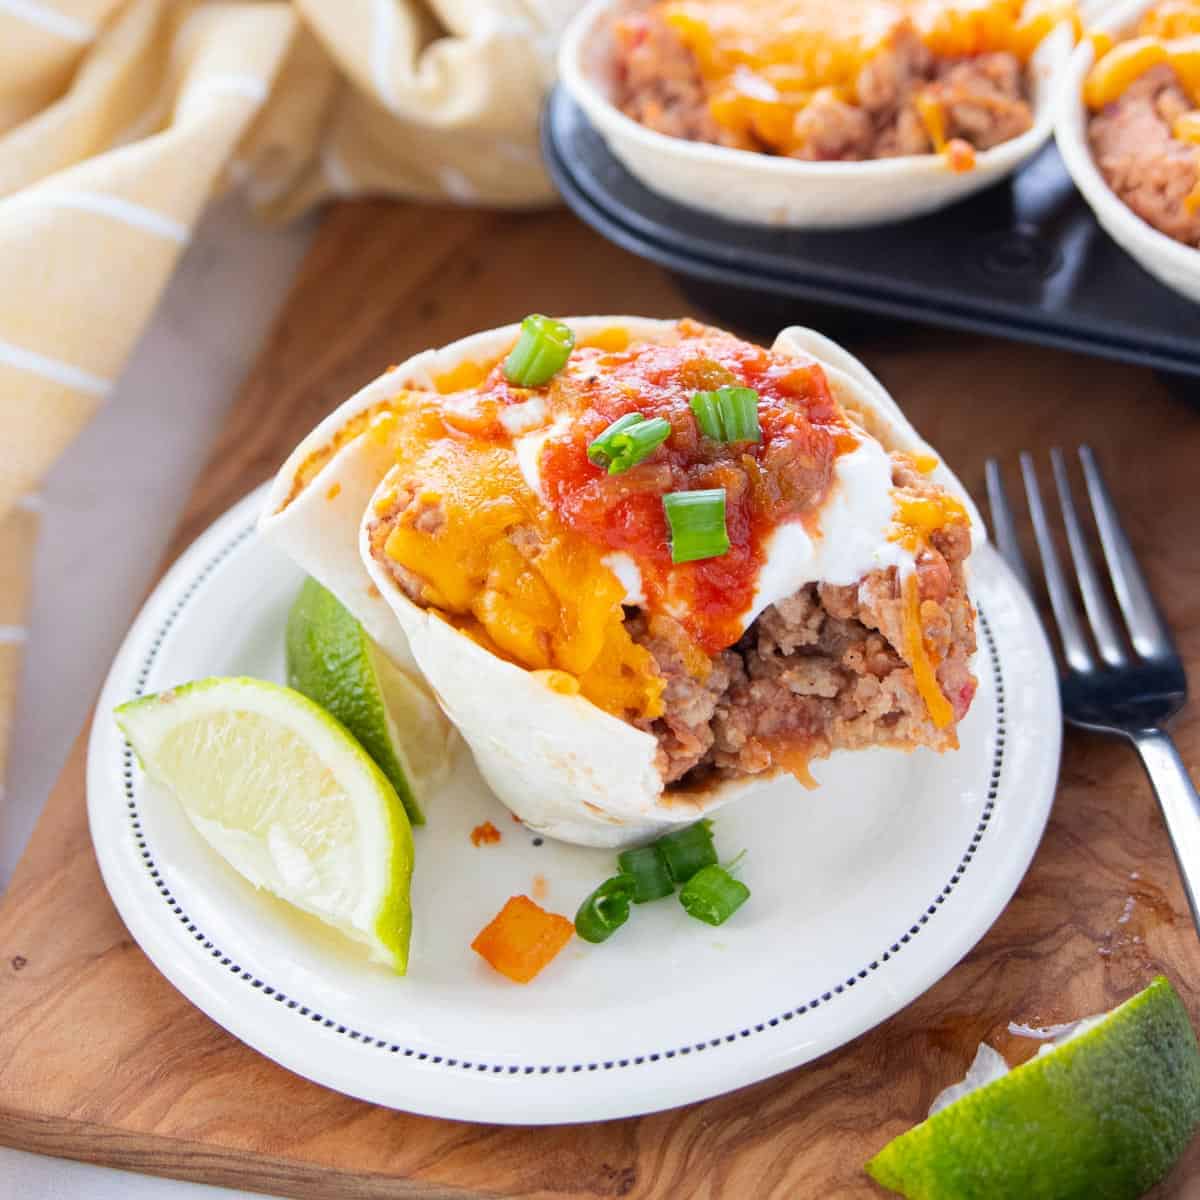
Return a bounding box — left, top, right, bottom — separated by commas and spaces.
1, 201, 1199, 1199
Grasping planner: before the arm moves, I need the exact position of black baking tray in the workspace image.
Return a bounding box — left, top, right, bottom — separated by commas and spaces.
542, 85, 1199, 380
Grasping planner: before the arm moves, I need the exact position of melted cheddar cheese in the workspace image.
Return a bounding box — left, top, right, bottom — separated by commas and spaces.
1177, 109, 1200, 139
372, 393, 665, 723
1141, 0, 1200, 38
647, 0, 1071, 158
433, 359, 490, 394
889, 481, 970, 726
1084, 3, 1200, 108
889, 487, 969, 550
902, 571, 956, 728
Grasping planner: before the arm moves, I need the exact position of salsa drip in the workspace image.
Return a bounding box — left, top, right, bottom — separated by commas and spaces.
536, 323, 857, 654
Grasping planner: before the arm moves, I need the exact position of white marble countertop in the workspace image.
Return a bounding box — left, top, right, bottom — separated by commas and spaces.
0, 195, 315, 1199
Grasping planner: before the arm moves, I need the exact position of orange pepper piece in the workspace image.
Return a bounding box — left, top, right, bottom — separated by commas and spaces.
471, 895, 574, 984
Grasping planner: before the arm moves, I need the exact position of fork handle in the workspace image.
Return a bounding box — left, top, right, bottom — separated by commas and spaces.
1131, 728, 1200, 936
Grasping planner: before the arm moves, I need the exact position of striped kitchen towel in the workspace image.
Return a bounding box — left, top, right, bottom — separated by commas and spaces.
0, 0, 576, 795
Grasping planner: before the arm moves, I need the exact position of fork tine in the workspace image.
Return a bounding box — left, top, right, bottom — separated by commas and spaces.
1079, 446, 1177, 662
984, 459, 1033, 596
1050, 448, 1128, 668
1020, 452, 1095, 673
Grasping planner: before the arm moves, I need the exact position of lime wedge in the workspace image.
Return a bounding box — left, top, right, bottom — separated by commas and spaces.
867, 975, 1200, 1199
115, 677, 415, 973
286, 577, 449, 824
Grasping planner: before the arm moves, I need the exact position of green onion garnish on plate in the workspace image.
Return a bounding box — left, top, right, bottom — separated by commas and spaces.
655, 819, 718, 883
576, 825, 749, 947
679, 865, 750, 927
662, 489, 730, 564
503, 314, 575, 387
690, 386, 761, 443
617, 844, 674, 903
574, 874, 636, 944
587, 413, 672, 475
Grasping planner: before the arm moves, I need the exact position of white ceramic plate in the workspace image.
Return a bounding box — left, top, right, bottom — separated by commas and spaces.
89, 485, 1060, 1124
558, 0, 1075, 229
1054, 0, 1200, 305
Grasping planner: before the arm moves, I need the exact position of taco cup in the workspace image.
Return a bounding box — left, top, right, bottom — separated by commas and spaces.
559, 0, 1076, 228
1055, 0, 1200, 304
270, 317, 985, 847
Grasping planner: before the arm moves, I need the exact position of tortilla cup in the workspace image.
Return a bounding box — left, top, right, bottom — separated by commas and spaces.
1054, 0, 1200, 305
348, 320, 980, 847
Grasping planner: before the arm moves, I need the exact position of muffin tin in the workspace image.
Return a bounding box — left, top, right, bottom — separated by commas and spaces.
542, 85, 1200, 381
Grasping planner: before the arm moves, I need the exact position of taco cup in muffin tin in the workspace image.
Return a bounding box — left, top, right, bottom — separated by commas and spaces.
1056, 0, 1200, 303
558, 0, 1077, 228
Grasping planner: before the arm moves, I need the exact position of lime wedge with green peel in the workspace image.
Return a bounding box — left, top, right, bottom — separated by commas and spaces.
115, 677, 415, 973
867, 975, 1200, 1199
286, 577, 450, 824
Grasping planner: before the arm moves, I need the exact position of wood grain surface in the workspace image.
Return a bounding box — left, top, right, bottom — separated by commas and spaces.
1, 201, 1198, 1199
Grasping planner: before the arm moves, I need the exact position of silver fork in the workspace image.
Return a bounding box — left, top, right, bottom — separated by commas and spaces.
986, 446, 1200, 937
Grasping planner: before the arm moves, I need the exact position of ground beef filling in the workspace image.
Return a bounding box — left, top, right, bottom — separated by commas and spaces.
628, 542, 975, 786
1088, 64, 1200, 248
371, 462, 977, 790
615, 16, 1033, 160
627, 453, 977, 787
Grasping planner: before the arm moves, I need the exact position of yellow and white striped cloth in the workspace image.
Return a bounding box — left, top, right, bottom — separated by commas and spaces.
0, 0, 577, 790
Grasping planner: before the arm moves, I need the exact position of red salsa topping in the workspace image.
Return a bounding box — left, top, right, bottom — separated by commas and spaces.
537, 324, 855, 653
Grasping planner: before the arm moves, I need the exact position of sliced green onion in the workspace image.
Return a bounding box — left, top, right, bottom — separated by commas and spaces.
654, 820, 717, 884
587, 412, 642, 463
721, 387, 761, 442
679, 864, 750, 926
662, 489, 730, 564
690, 386, 761, 444
574, 874, 636, 944
616, 844, 674, 903
587, 413, 671, 475
689, 390, 724, 441
503, 314, 575, 387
